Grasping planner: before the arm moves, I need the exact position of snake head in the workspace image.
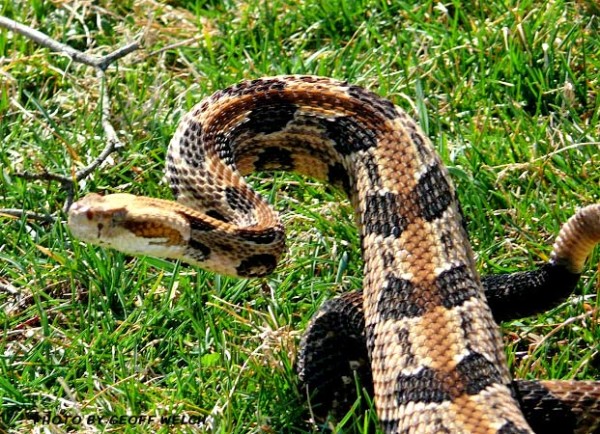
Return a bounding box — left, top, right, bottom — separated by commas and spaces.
67, 193, 190, 260
67, 193, 284, 278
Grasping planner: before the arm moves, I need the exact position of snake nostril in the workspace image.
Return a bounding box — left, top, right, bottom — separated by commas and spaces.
86, 210, 94, 220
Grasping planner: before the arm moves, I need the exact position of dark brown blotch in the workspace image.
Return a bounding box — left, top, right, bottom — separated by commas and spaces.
395, 352, 501, 406
206, 209, 230, 222
346, 85, 398, 120
187, 238, 211, 261
254, 146, 294, 171
236, 227, 281, 245
326, 162, 351, 194
455, 352, 503, 396
225, 186, 255, 213
245, 98, 298, 135
413, 164, 453, 222
185, 214, 216, 232
497, 422, 534, 434
435, 265, 480, 309
363, 192, 407, 238
377, 275, 424, 320
322, 116, 377, 155
236, 253, 277, 277
395, 366, 450, 404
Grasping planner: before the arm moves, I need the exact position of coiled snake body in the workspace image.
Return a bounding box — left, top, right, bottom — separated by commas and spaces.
68, 76, 600, 433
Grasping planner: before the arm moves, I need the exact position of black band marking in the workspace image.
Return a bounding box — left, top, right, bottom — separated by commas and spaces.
436, 265, 481, 309
363, 192, 407, 238
254, 146, 294, 171
377, 275, 424, 320
455, 352, 502, 396
483, 263, 581, 322
323, 116, 377, 155
236, 254, 277, 277
414, 165, 453, 222
187, 238, 211, 261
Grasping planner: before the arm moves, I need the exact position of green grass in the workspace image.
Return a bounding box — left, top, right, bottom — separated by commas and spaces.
1, 0, 599, 432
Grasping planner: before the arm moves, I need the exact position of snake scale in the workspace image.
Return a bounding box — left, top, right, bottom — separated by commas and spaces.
67, 76, 600, 433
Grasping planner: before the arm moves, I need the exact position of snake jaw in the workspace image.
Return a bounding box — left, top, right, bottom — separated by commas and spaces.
68, 193, 190, 260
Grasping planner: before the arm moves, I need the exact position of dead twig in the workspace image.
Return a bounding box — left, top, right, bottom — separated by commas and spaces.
0, 15, 142, 217
0, 16, 140, 71
0, 209, 55, 223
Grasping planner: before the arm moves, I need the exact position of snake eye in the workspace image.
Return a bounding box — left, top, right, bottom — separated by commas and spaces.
111, 209, 127, 225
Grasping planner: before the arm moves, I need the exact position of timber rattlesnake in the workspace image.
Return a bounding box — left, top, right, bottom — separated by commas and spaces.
68, 76, 600, 433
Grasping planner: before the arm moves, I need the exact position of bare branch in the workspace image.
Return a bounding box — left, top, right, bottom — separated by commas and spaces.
1, 15, 143, 215
73, 134, 119, 180
0, 16, 142, 71
97, 40, 143, 71
14, 171, 76, 213
0, 16, 99, 67
15, 170, 71, 184
0, 208, 56, 223
73, 70, 124, 180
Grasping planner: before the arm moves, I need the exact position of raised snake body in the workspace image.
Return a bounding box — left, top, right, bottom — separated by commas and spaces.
67, 76, 600, 433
